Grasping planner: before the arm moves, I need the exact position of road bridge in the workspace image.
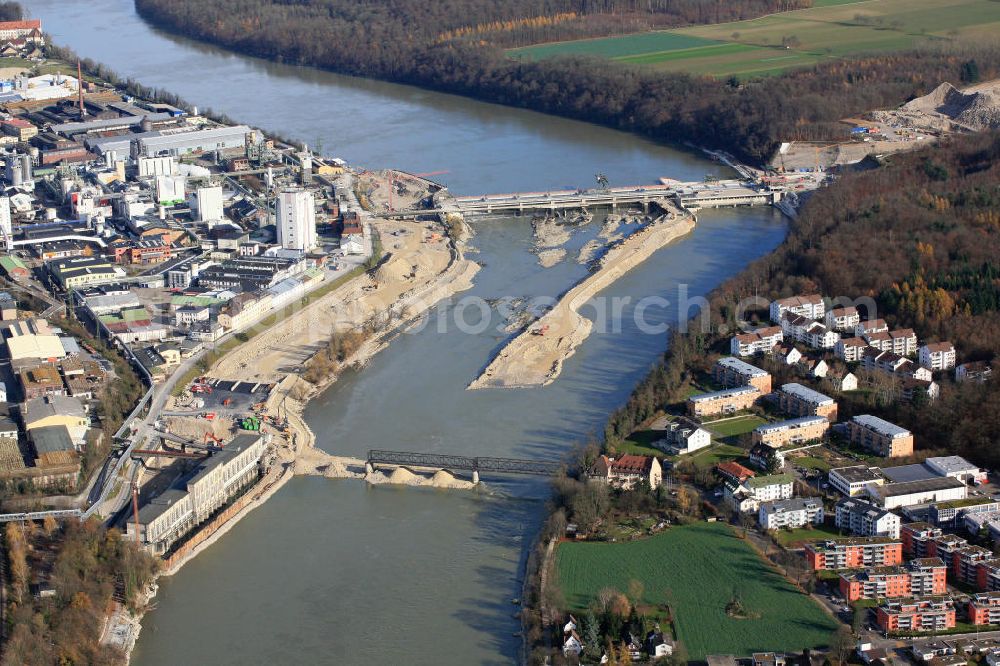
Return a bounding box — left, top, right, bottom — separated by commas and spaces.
366, 449, 563, 484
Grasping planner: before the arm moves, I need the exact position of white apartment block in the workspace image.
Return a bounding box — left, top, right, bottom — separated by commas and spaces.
759, 498, 824, 530
825, 306, 861, 332
889, 329, 918, 356
781, 313, 838, 349
276, 189, 317, 251
855, 319, 888, 337
730, 326, 783, 357
836, 337, 869, 363
770, 294, 824, 323
835, 496, 901, 539
919, 342, 956, 371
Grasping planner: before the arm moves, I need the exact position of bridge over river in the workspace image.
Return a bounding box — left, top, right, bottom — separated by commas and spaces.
366, 449, 564, 484
389, 178, 786, 218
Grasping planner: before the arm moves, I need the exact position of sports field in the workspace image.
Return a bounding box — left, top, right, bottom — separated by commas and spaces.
509, 0, 1000, 77
555, 522, 839, 659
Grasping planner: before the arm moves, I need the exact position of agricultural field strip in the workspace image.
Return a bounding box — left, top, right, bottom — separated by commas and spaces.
509, 0, 1000, 77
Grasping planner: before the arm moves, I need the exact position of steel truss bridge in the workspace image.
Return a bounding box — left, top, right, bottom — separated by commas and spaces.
367, 450, 563, 477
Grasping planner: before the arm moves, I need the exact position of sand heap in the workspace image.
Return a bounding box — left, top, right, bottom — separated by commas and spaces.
901, 81, 1000, 130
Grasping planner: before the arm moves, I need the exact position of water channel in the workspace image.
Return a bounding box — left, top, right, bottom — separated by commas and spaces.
26, 2, 789, 663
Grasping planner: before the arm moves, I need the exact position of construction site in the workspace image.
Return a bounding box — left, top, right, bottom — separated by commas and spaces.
771, 78, 1000, 173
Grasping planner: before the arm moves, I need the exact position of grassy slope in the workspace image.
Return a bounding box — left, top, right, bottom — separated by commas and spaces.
556, 522, 838, 659
509, 0, 1000, 77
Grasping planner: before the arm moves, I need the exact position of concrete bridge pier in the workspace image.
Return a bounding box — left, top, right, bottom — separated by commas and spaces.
365, 461, 374, 476
472, 469, 480, 485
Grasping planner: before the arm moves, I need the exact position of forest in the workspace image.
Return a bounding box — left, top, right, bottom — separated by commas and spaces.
1, 519, 158, 666
606, 131, 1000, 469
134, 0, 1000, 164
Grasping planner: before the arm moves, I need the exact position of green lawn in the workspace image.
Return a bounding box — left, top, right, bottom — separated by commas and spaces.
508, 0, 1000, 77
556, 523, 839, 659
688, 443, 745, 469
772, 523, 844, 547
704, 415, 767, 439
791, 455, 832, 472
617, 429, 667, 457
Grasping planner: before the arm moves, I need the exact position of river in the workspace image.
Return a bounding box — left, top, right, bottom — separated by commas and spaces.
25, 2, 788, 664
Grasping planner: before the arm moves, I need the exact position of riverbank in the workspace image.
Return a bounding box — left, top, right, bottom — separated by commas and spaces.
110, 211, 481, 663
469, 205, 695, 389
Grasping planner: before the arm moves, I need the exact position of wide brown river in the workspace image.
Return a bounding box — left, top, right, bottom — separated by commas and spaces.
26, 2, 788, 663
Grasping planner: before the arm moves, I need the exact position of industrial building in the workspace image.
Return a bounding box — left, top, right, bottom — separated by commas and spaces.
127, 433, 267, 554
276, 189, 317, 251
197, 255, 305, 292
196, 185, 224, 223
867, 476, 968, 510
86, 124, 253, 158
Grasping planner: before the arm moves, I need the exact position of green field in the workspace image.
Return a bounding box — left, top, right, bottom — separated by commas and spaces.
704, 415, 767, 439
509, 0, 1000, 77
556, 523, 839, 659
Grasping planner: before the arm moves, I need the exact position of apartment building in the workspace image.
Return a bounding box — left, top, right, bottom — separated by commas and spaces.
770, 294, 824, 323
876, 597, 955, 633
889, 329, 918, 356
776, 383, 838, 420
730, 326, 783, 357
828, 466, 885, 497
713, 357, 772, 394
715, 461, 755, 485
847, 415, 914, 458
656, 417, 711, 455
900, 522, 943, 557
825, 306, 861, 333
726, 473, 794, 513
835, 337, 869, 363
969, 592, 1000, 626
926, 534, 970, 565
590, 455, 662, 490
686, 386, 760, 418
128, 434, 266, 554
956, 361, 992, 383
919, 342, 957, 371
835, 496, 901, 539
956, 546, 993, 587
751, 415, 830, 447
758, 498, 823, 530
855, 319, 889, 338
839, 558, 947, 602
749, 443, 784, 471
781, 312, 839, 349
804, 538, 903, 570
977, 562, 1000, 594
